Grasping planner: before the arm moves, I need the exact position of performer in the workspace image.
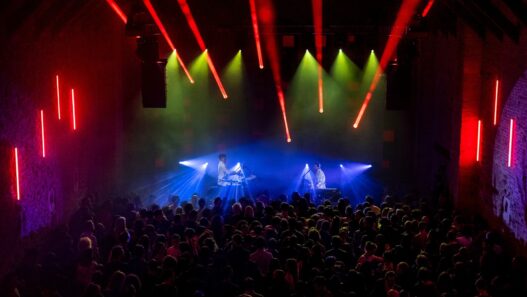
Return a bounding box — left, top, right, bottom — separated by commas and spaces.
217, 153, 230, 186
312, 163, 326, 189
216, 154, 254, 200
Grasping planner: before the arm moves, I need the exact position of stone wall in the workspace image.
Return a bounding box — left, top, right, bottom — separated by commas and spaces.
0, 2, 138, 255
491, 70, 527, 246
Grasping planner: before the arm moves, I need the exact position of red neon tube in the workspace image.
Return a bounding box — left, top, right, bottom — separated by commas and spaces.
476, 120, 481, 162
56, 75, 61, 120
71, 89, 77, 131
494, 80, 499, 126
14, 147, 20, 200
41, 110, 46, 158
508, 119, 514, 167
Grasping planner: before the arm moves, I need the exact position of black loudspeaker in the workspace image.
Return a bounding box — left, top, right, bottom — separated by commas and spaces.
386, 39, 416, 110
141, 61, 166, 108
386, 61, 411, 110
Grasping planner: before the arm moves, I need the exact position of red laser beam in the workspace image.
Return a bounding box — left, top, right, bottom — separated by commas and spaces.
312, 0, 324, 113
56, 75, 61, 120
258, 0, 292, 142
353, 0, 421, 128
278, 87, 292, 143
353, 91, 373, 128
421, 0, 435, 17
317, 66, 324, 113
177, 0, 205, 49
104, 0, 128, 24
143, 0, 194, 84
249, 0, 264, 69
204, 51, 228, 98
494, 79, 499, 126
40, 110, 46, 158
476, 120, 481, 162
177, 0, 227, 98
508, 118, 514, 167
71, 89, 77, 131
14, 147, 20, 200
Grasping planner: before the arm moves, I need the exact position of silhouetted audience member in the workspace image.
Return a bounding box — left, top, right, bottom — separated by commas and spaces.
3, 192, 525, 297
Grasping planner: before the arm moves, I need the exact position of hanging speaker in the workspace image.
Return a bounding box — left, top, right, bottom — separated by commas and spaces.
141, 61, 166, 108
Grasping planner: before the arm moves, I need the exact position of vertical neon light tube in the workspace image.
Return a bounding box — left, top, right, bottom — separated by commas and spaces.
476, 120, 481, 162
249, 0, 264, 69
494, 79, 499, 126
14, 147, 20, 200
56, 75, 61, 120
508, 118, 514, 167
71, 89, 77, 131
40, 110, 46, 158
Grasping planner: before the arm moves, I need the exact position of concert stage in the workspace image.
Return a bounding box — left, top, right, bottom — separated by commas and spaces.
130, 141, 378, 207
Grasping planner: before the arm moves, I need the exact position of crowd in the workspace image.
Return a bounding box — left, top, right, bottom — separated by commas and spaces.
1, 192, 526, 297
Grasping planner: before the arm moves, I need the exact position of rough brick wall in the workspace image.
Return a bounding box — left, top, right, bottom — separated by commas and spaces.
0, 4, 138, 243
492, 70, 527, 245
0, 87, 61, 236
454, 24, 527, 249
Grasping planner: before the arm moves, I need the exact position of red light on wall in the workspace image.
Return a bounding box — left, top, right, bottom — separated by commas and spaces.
14, 147, 20, 200
40, 110, 46, 158
71, 89, 77, 131
476, 120, 481, 162
508, 118, 514, 167
494, 79, 500, 126
56, 75, 61, 120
